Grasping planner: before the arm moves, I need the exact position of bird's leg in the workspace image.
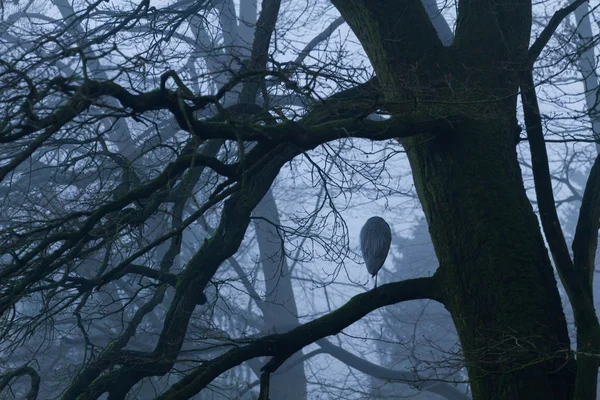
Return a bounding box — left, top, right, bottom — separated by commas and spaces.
374, 275, 378, 289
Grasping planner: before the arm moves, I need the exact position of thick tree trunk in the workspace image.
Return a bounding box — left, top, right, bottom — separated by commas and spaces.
401, 117, 576, 398
327, 1, 577, 396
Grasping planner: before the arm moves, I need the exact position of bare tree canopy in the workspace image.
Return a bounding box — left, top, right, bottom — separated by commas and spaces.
2, 0, 600, 399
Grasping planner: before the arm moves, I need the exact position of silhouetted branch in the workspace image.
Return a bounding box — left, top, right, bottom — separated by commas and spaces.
0, 365, 40, 400
528, 0, 588, 64
520, 71, 575, 299
520, 68, 600, 400
156, 276, 442, 399
317, 339, 470, 400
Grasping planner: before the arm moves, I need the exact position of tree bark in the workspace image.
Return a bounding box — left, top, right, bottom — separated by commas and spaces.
329, 0, 577, 398
402, 117, 575, 399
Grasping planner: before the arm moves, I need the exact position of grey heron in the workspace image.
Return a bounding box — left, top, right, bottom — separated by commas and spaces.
360, 216, 391, 289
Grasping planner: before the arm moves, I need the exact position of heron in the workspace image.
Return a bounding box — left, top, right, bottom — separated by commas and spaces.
360, 216, 391, 289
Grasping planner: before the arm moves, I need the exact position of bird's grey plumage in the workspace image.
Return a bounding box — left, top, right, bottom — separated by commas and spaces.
360, 216, 391, 289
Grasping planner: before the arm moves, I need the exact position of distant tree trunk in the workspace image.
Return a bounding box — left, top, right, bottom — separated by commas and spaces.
236, 0, 307, 395
330, 1, 577, 398
253, 190, 307, 400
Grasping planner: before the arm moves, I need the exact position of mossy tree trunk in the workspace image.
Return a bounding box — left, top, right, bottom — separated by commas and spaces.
330, 0, 578, 398
404, 119, 574, 398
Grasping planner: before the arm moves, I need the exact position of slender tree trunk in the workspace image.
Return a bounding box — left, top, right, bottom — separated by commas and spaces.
253, 190, 307, 400
402, 115, 575, 398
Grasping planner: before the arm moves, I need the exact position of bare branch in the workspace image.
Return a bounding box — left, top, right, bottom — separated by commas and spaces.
317, 339, 470, 400
156, 276, 442, 399
0, 365, 40, 400
528, 0, 588, 64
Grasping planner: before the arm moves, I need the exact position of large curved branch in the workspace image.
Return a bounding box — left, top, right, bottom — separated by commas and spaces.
156, 275, 442, 399
317, 339, 470, 400
190, 115, 457, 148
8, 75, 439, 150
0, 365, 40, 400
301, 76, 381, 125
141, 144, 300, 381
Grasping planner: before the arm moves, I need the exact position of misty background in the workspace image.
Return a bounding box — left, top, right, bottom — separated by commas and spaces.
0, 0, 599, 399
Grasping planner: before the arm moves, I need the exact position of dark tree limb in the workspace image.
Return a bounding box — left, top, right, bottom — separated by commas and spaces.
316, 339, 470, 400
257, 357, 284, 400
155, 276, 442, 399
520, 68, 600, 400
528, 0, 588, 65
0, 365, 41, 400
258, 371, 270, 400
63, 144, 305, 399
62, 285, 168, 400
520, 70, 575, 299
572, 152, 600, 291
301, 76, 382, 125
188, 115, 441, 146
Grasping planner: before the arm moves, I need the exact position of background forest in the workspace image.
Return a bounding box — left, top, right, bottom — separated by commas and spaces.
1, 0, 600, 399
